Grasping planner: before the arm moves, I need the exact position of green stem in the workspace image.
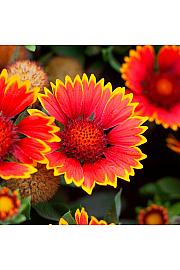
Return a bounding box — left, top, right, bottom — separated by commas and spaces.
102, 46, 121, 73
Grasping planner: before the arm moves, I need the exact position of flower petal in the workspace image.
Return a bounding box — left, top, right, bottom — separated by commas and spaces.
120, 45, 155, 93
100, 88, 135, 129
54, 75, 83, 120
75, 208, 89, 225
0, 75, 39, 117
89, 216, 107, 225
13, 138, 50, 164
81, 74, 103, 118
38, 87, 68, 125
0, 161, 37, 180
16, 109, 60, 142
53, 154, 84, 187
158, 45, 180, 75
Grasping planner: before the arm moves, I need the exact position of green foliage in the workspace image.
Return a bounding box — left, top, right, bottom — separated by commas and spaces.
14, 110, 29, 125
24, 45, 36, 52
33, 201, 68, 221
139, 177, 180, 202
60, 211, 76, 225
169, 202, 180, 217
102, 46, 121, 72
105, 189, 122, 224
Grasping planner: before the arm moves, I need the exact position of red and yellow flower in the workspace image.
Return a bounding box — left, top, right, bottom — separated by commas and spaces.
0, 69, 60, 180
38, 74, 147, 194
138, 204, 169, 225
59, 207, 112, 225
0, 187, 20, 221
167, 135, 180, 154
121, 45, 180, 130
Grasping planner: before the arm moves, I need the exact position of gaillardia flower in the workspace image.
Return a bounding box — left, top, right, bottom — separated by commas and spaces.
59, 207, 111, 225
121, 45, 180, 130
6, 164, 60, 204
8, 60, 48, 93
0, 187, 20, 221
138, 204, 169, 225
166, 135, 180, 154
38, 74, 147, 194
0, 69, 59, 180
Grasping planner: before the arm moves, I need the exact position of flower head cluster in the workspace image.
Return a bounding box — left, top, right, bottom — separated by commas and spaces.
0, 186, 20, 221
8, 60, 48, 93
38, 74, 147, 194
138, 204, 169, 225
59, 207, 113, 225
0, 69, 59, 180
6, 164, 60, 204
121, 45, 180, 130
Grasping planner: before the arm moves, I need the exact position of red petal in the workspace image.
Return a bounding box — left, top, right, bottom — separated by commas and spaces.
55, 76, 83, 120
158, 46, 180, 75
55, 156, 84, 185
16, 109, 60, 142
13, 138, 49, 164
89, 216, 107, 225
107, 117, 146, 147
0, 161, 37, 180
46, 150, 66, 169
38, 87, 68, 125
0, 70, 7, 110
100, 89, 134, 129
94, 82, 111, 123
81, 74, 103, 118
75, 208, 89, 225
121, 46, 155, 93
82, 161, 107, 194
0, 79, 38, 117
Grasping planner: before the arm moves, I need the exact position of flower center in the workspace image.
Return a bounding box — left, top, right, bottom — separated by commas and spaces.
0, 115, 16, 160
61, 120, 107, 163
145, 212, 164, 225
156, 78, 173, 96
0, 196, 14, 212
142, 73, 179, 109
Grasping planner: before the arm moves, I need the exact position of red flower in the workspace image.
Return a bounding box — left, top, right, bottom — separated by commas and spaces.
0, 69, 60, 180
59, 207, 112, 225
138, 204, 169, 225
0, 187, 20, 221
38, 74, 147, 194
121, 45, 180, 130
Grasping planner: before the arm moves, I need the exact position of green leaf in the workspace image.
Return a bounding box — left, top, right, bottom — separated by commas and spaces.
12, 214, 26, 224
61, 211, 76, 225
105, 189, 122, 224
169, 202, 180, 216
20, 196, 31, 220
156, 177, 180, 198
14, 110, 29, 125
114, 189, 122, 221
139, 182, 158, 196
33, 201, 69, 221
25, 45, 36, 52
